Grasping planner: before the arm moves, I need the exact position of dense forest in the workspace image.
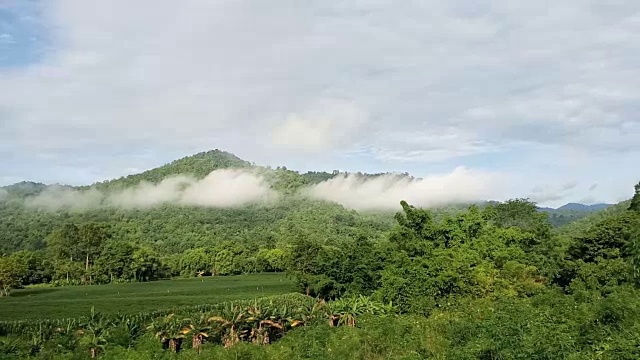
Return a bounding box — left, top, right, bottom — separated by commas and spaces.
1, 150, 639, 358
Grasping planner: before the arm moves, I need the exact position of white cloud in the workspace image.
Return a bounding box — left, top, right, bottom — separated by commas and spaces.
304, 167, 500, 210
24, 169, 276, 210
0, 0, 639, 204
270, 99, 367, 151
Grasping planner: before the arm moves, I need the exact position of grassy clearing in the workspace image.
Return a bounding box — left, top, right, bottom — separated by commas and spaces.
0, 273, 294, 321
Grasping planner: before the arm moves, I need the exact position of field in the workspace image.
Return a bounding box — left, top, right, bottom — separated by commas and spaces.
0, 273, 294, 321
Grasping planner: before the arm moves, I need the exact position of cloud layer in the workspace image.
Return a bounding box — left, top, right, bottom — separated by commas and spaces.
305, 167, 500, 211
21, 167, 500, 212
24, 169, 276, 210
1, 0, 639, 206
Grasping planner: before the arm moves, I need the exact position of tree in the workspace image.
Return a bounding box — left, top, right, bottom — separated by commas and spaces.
10, 250, 52, 285
94, 241, 135, 282
46, 224, 82, 264
389, 200, 437, 256
0, 255, 27, 296
178, 247, 213, 277
486, 198, 551, 244
130, 247, 165, 282
629, 181, 640, 212
78, 223, 110, 285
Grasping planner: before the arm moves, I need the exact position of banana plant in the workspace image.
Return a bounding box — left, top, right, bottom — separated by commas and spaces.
78, 307, 111, 358
207, 304, 248, 348
147, 314, 188, 353
180, 314, 210, 354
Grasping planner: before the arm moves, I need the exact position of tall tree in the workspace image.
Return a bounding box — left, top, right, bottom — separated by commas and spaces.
78, 223, 110, 284
629, 181, 640, 212
0, 255, 27, 296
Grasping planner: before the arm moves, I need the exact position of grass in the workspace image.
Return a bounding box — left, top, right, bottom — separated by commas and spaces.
0, 273, 294, 321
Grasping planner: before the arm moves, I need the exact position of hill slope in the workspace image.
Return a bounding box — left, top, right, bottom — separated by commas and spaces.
87, 149, 251, 191
0, 150, 392, 254
556, 203, 612, 211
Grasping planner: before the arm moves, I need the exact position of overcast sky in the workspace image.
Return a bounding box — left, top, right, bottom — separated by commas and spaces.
0, 0, 638, 207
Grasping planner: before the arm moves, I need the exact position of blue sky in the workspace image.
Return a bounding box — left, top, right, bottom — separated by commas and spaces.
0, 0, 639, 207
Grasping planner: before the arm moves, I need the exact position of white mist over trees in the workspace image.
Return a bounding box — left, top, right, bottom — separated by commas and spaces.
23, 169, 277, 211
304, 167, 498, 211
18, 166, 499, 212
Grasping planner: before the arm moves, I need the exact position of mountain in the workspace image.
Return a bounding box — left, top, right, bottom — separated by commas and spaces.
538, 203, 613, 212
556, 203, 612, 212
556, 199, 632, 236
538, 202, 614, 227
86, 149, 252, 191
0, 149, 626, 253
1, 181, 50, 198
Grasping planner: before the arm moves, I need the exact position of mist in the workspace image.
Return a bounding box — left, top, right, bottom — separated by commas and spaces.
24, 169, 276, 211
303, 167, 499, 211
20, 167, 501, 212
0, 188, 8, 201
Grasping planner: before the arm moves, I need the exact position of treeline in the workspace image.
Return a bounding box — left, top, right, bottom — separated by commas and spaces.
0, 226, 286, 290
1, 184, 639, 358
284, 187, 640, 312
0, 199, 392, 292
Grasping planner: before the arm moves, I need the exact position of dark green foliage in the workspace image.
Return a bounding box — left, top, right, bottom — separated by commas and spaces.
300, 171, 337, 184
629, 181, 640, 212
486, 198, 551, 241
568, 212, 640, 263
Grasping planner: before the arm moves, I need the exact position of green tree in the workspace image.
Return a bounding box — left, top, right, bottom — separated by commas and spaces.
485, 198, 551, 244
629, 181, 640, 212
10, 250, 52, 285
130, 247, 165, 282
94, 240, 136, 282
78, 223, 110, 284
0, 255, 27, 296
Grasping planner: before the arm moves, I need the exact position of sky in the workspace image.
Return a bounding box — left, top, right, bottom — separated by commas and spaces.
0, 0, 638, 208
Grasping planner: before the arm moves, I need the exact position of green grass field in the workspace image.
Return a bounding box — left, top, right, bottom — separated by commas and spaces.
0, 273, 294, 321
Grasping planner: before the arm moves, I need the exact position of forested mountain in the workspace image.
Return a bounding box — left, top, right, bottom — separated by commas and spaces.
556, 199, 633, 237
86, 149, 252, 191
0, 149, 633, 280
538, 203, 612, 212
537, 202, 614, 227
1, 149, 639, 358
1, 181, 51, 199
556, 202, 612, 211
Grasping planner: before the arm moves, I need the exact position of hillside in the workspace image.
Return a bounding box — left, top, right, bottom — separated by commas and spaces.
0, 149, 632, 255
555, 199, 633, 237
1, 181, 50, 198
557, 203, 612, 211
87, 149, 252, 191
537, 202, 614, 227
0, 150, 393, 255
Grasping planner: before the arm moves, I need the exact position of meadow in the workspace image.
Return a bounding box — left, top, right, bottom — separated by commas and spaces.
0, 273, 293, 321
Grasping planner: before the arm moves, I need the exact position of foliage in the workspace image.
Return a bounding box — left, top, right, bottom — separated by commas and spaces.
629, 181, 640, 212
1, 150, 639, 358
0, 273, 294, 321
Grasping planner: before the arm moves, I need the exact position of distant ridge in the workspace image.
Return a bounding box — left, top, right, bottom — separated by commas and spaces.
538, 203, 613, 213
556, 203, 612, 212
537, 202, 615, 227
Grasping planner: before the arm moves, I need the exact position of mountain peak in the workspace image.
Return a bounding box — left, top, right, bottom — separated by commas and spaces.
89, 149, 252, 191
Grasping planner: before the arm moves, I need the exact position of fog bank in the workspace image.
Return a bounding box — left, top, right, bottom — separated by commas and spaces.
24, 169, 276, 211
304, 167, 499, 211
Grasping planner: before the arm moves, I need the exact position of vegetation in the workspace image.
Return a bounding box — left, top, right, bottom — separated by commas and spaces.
0, 273, 293, 321
1, 150, 639, 358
